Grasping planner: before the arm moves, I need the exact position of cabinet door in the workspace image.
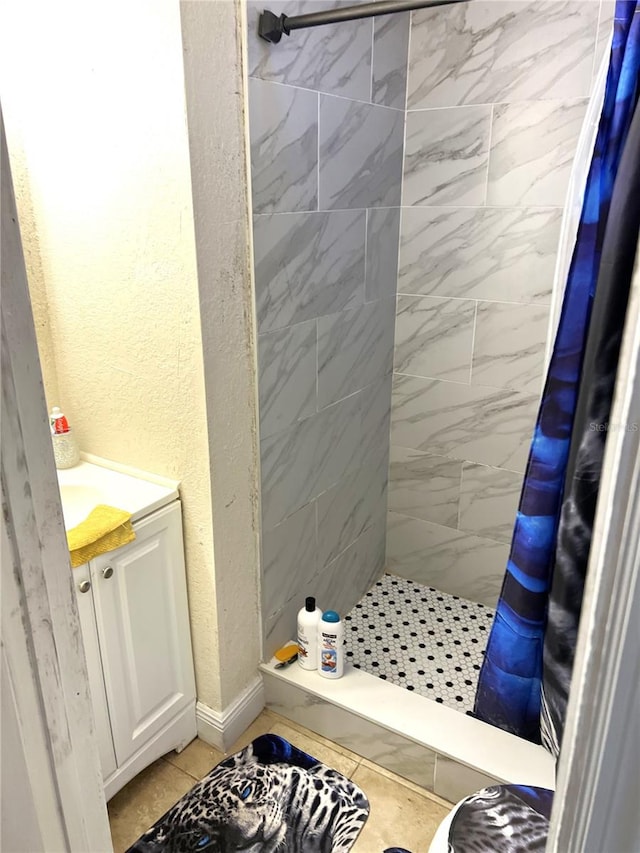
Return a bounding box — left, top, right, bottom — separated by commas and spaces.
73, 564, 118, 780
90, 501, 195, 767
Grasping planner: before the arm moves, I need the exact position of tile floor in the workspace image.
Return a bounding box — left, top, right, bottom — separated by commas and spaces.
108, 708, 453, 853
344, 574, 495, 711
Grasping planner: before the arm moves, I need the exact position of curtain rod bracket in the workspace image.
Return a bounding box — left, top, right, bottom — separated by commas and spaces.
258, 10, 290, 43
258, 0, 468, 44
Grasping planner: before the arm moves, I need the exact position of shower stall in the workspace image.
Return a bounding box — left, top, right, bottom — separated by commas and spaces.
246, 0, 613, 802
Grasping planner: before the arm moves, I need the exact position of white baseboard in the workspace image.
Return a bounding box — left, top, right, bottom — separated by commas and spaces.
196, 675, 264, 752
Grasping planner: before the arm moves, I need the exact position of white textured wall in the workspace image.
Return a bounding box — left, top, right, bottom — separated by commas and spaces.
0, 0, 259, 712
180, 0, 262, 708
2, 139, 61, 412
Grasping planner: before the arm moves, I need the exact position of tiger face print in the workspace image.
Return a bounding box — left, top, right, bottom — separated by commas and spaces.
448, 785, 553, 853
128, 740, 369, 853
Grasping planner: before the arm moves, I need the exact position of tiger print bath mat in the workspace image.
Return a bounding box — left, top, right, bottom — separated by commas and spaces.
126, 734, 369, 852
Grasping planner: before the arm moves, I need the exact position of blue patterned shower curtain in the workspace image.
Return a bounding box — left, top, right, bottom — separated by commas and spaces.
474, 0, 640, 742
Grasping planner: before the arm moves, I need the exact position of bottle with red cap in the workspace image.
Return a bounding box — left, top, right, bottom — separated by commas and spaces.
50, 406, 70, 434
50, 407, 80, 468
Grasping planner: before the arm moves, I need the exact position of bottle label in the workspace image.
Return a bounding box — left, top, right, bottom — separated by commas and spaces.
320, 630, 338, 673
320, 630, 337, 647
297, 624, 316, 668
51, 415, 70, 434
320, 648, 337, 672
297, 633, 310, 661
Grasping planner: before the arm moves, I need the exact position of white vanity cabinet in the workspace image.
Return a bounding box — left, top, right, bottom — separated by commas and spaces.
73, 500, 196, 799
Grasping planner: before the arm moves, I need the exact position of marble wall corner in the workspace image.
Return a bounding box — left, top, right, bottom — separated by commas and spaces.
248, 1, 408, 651
262, 514, 386, 654
317, 519, 387, 616
366, 207, 402, 302
388, 447, 462, 528
262, 501, 317, 620
264, 597, 301, 659
317, 452, 389, 568
318, 298, 396, 409
372, 12, 411, 110
260, 387, 363, 529
319, 95, 405, 209
386, 511, 506, 608
358, 374, 395, 467
261, 375, 393, 531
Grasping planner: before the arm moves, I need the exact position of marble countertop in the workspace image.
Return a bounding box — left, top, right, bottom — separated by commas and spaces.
56, 458, 179, 531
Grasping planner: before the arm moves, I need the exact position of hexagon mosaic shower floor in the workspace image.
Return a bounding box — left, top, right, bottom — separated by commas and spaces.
344, 573, 495, 713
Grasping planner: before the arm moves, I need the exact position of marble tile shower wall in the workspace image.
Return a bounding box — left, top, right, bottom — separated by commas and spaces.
246, 1, 410, 656
387, 0, 613, 607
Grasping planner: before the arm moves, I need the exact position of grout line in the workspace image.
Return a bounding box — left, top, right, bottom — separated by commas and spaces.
363, 208, 369, 298
483, 103, 495, 207
397, 7, 409, 302
395, 291, 551, 308
258, 316, 319, 338
456, 462, 465, 531
392, 370, 540, 402
404, 7, 413, 112
469, 300, 478, 386
249, 74, 406, 112
161, 754, 201, 783
589, 0, 605, 86
405, 95, 590, 114
253, 205, 404, 217
315, 317, 319, 412
316, 92, 320, 211
406, 101, 495, 114
349, 758, 363, 781
370, 17, 375, 104
394, 203, 564, 211
251, 203, 563, 218
386, 445, 526, 477
388, 507, 461, 530
392, 370, 473, 387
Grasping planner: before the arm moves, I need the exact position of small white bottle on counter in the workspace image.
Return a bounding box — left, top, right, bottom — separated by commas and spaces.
297, 596, 322, 670
318, 610, 344, 679
49, 406, 80, 469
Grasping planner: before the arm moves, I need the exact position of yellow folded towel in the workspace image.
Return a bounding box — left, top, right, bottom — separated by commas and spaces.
67, 504, 135, 568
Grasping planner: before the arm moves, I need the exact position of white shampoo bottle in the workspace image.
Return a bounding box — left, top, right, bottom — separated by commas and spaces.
318, 610, 344, 678
297, 596, 321, 670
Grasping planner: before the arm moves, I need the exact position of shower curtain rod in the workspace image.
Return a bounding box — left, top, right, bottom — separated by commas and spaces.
259, 0, 468, 43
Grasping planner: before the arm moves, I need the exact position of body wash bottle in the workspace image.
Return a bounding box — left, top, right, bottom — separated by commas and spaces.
297, 597, 321, 670
318, 610, 344, 679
